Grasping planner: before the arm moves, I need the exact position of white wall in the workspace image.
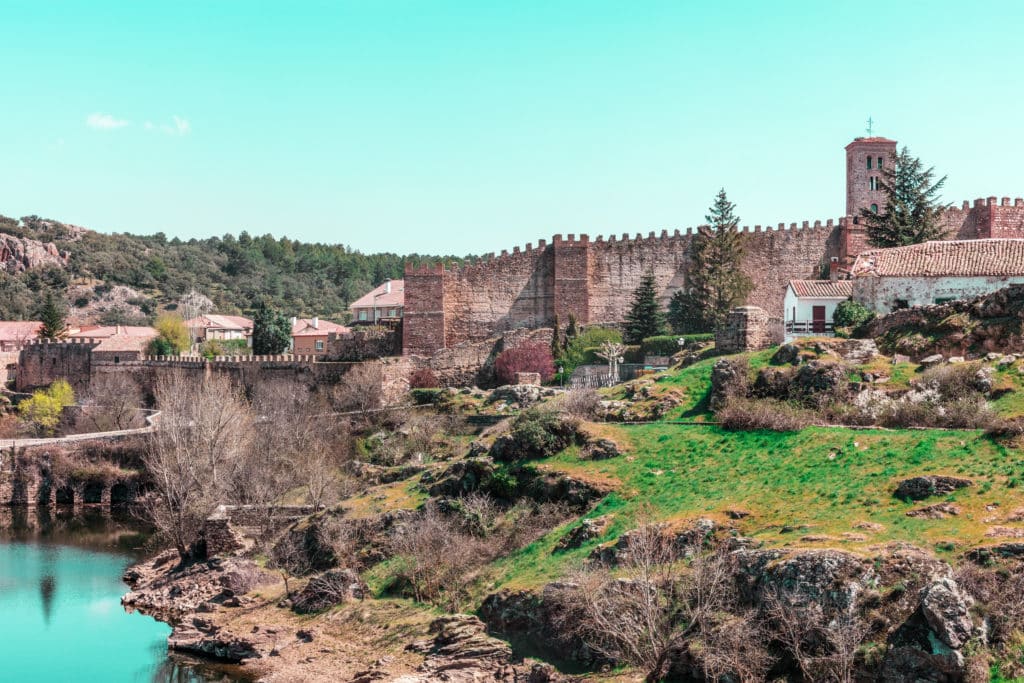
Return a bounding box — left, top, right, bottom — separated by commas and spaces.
853, 275, 1024, 313
782, 287, 845, 326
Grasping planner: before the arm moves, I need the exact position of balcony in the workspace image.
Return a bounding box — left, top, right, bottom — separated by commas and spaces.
785, 320, 834, 336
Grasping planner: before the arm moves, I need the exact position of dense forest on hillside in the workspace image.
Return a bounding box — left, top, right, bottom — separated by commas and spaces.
0, 214, 468, 323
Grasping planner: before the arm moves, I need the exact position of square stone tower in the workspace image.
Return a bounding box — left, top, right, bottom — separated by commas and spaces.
845, 137, 898, 217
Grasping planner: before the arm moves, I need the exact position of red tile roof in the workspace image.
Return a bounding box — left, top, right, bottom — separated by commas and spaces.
186, 314, 252, 331
0, 321, 42, 343
67, 325, 158, 339
851, 239, 1024, 278
350, 280, 405, 310
788, 280, 854, 298
291, 318, 350, 337
93, 334, 154, 353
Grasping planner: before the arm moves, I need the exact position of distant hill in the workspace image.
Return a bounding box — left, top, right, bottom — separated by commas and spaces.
0, 214, 468, 325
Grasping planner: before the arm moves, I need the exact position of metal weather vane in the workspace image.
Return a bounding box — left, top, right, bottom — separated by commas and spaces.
866, 116, 874, 136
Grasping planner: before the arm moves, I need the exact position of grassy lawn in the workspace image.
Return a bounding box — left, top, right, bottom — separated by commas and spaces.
484, 423, 1024, 595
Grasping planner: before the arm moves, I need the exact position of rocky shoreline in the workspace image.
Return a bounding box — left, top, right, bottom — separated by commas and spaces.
121, 550, 565, 682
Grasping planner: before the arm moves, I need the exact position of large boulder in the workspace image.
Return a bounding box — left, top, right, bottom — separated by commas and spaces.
735, 548, 876, 611
709, 359, 746, 411
291, 568, 367, 614
919, 577, 975, 650
895, 476, 973, 501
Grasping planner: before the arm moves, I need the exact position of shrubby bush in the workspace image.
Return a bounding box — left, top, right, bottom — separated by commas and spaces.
717, 396, 813, 432
408, 367, 440, 389
495, 342, 555, 385
833, 299, 874, 330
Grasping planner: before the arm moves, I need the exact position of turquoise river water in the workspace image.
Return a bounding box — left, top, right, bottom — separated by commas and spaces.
0, 508, 246, 682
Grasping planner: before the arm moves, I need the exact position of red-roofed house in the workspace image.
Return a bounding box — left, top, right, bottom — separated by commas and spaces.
851, 239, 1024, 311
185, 314, 253, 344
0, 321, 42, 352
783, 280, 854, 337
291, 317, 350, 356
66, 325, 158, 340
349, 280, 404, 325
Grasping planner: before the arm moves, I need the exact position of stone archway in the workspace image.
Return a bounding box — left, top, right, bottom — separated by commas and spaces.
55, 486, 75, 506
82, 482, 104, 505
110, 483, 132, 505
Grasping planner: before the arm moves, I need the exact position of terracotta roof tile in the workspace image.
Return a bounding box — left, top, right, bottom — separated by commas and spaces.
0, 321, 42, 343
851, 239, 1024, 278
789, 280, 854, 298
291, 318, 350, 337
186, 314, 252, 330
350, 280, 405, 309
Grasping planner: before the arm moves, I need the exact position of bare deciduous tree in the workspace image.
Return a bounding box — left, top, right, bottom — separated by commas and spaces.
82, 373, 145, 431
142, 373, 253, 561
550, 525, 772, 683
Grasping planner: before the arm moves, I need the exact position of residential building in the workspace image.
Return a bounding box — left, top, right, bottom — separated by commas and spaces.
350, 280, 404, 325
66, 325, 159, 341
0, 321, 42, 352
185, 314, 253, 344
291, 317, 350, 355
783, 280, 854, 337
851, 239, 1024, 311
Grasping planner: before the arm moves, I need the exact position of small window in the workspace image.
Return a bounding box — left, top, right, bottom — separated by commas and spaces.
358, 310, 367, 321
870, 203, 878, 214
114, 355, 120, 364
935, 297, 956, 305
792, 306, 796, 321
869, 177, 879, 191
866, 157, 872, 169
877, 156, 883, 168
894, 299, 909, 310
315, 340, 324, 351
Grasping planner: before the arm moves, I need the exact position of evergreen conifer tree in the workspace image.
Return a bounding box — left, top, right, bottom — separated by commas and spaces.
38, 291, 67, 339
861, 147, 949, 247
550, 314, 562, 357
251, 301, 292, 355
565, 313, 579, 340
623, 274, 666, 344
670, 189, 752, 332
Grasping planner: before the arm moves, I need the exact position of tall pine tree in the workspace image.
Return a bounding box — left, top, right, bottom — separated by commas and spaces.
251, 301, 292, 355
38, 291, 67, 339
669, 189, 752, 333
623, 274, 666, 344
861, 147, 949, 247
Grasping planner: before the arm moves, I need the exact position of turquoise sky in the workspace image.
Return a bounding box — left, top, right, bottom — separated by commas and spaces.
2, 1, 1022, 255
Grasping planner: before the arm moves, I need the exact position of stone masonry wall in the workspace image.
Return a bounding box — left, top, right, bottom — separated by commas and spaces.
404, 222, 838, 354
716, 306, 784, 353
402, 197, 1024, 356
17, 340, 95, 392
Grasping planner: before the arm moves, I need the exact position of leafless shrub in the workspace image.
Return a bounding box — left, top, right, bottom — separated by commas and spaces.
956, 563, 1024, 647
717, 396, 814, 432
919, 363, 984, 401
390, 502, 492, 611
560, 388, 602, 420
765, 592, 870, 683
333, 362, 383, 420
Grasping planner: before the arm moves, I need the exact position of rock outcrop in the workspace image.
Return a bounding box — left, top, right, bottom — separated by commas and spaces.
0, 233, 68, 274
894, 476, 973, 501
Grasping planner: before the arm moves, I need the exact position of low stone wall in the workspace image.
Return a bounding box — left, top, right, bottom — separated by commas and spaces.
201, 504, 318, 556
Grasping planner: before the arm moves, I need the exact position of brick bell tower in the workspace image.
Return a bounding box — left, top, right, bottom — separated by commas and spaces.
845, 136, 898, 217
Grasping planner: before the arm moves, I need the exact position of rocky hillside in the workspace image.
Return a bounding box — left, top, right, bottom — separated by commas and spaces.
122, 339, 1024, 682
0, 213, 469, 323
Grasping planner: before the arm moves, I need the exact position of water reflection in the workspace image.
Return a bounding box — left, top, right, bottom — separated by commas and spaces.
0, 506, 249, 682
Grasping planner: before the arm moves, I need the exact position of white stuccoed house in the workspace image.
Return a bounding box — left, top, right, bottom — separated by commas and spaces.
783, 280, 854, 338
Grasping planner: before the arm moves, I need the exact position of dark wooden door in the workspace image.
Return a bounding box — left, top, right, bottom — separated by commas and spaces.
812, 305, 827, 333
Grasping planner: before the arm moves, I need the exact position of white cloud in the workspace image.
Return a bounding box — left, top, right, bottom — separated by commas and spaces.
144, 115, 191, 136
172, 115, 191, 135
86, 113, 129, 130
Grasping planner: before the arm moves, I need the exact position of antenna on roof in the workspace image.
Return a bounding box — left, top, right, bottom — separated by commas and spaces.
866, 116, 874, 136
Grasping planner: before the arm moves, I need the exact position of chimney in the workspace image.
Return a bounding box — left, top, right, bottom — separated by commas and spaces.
313, 316, 319, 329
291, 316, 297, 328
384, 280, 391, 295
